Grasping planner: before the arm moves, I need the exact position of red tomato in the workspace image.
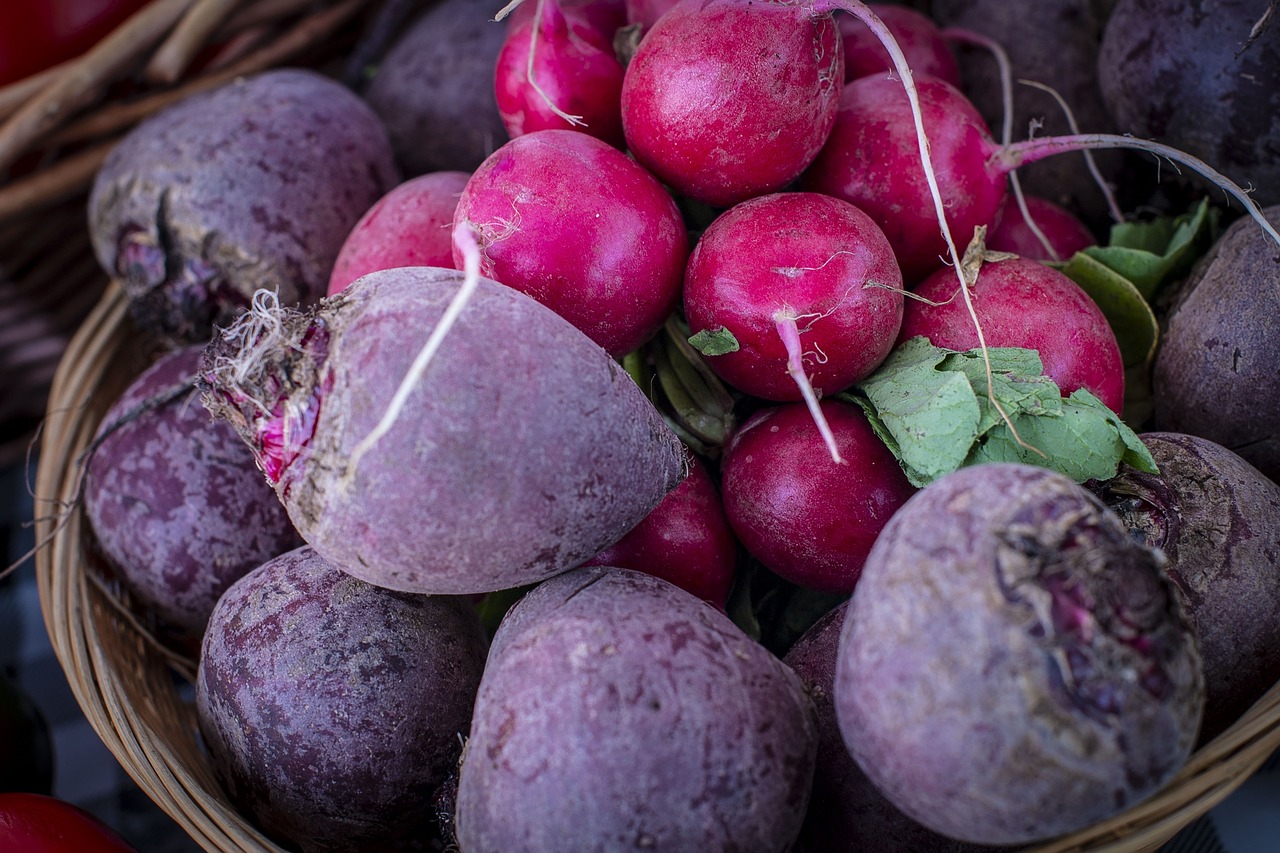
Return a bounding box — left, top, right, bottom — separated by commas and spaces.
0, 0, 152, 86
0, 793, 140, 852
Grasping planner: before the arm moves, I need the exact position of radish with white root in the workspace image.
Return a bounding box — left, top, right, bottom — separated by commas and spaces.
683, 191, 904, 461
199, 264, 686, 595
451, 128, 688, 357
985, 195, 1097, 262
839, 3, 960, 86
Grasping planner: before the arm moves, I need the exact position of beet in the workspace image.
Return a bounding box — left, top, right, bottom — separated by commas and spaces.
1153, 205, 1280, 482
363, 0, 510, 176
87, 69, 397, 344
1091, 432, 1280, 742
835, 463, 1204, 846
197, 546, 488, 853
84, 345, 301, 640
1098, 0, 1280, 208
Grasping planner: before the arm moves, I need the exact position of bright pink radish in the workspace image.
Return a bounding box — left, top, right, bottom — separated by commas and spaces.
584, 453, 738, 607
899, 256, 1125, 412
451, 129, 688, 357
327, 171, 469, 295
495, 0, 626, 148
683, 192, 903, 460
839, 4, 959, 86
721, 399, 915, 595
625, 0, 679, 30
506, 0, 627, 37
987, 194, 1097, 262
620, 0, 843, 208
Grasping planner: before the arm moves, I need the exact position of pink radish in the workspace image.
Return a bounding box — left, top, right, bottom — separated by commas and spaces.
506, 0, 627, 37
683, 191, 903, 461
986, 195, 1097, 262
899, 256, 1126, 413
327, 171, 469, 296
624, 0, 679, 30
619, 0, 844, 208
720, 399, 916, 595
495, 0, 626, 148
451, 128, 688, 357
839, 4, 959, 86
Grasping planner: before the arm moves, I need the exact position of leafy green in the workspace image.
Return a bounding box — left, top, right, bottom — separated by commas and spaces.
1083, 198, 1218, 298
687, 326, 740, 356
845, 338, 1158, 487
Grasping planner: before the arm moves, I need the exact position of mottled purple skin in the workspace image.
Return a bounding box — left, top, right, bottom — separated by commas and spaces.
784, 602, 999, 853
1092, 432, 1280, 743
83, 346, 301, 640
836, 463, 1204, 846
88, 69, 398, 345
1153, 206, 1280, 483
455, 566, 817, 852
197, 546, 488, 853
1098, 0, 1280, 208
363, 0, 510, 176
200, 267, 687, 594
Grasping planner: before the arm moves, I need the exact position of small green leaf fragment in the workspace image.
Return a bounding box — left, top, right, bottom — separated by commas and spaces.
688, 326, 740, 356
1059, 252, 1160, 371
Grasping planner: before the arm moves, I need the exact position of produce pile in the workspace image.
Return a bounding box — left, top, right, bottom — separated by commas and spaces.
69, 0, 1280, 851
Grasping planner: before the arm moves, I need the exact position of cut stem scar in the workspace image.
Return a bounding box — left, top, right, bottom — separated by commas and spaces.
342, 222, 483, 486
775, 310, 844, 464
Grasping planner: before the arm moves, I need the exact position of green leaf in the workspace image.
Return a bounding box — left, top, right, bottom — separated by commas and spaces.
1058, 252, 1160, 371
1081, 198, 1216, 299
688, 326, 740, 356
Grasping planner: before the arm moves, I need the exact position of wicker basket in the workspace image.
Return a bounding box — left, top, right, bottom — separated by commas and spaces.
30, 281, 1280, 852
0, 0, 378, 468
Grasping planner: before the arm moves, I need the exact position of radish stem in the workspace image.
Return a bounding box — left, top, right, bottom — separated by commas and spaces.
775, 309, 844, 464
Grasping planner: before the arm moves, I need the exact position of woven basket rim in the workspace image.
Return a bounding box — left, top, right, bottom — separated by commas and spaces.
30, 281, 1280, 853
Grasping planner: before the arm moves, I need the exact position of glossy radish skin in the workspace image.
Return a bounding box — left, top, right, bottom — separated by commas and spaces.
452, 129, 687, 357
327, 171, 469, 295
584, 453, 738, 607
506, 0, 627, 38
986, 195, 1097, 262
839, 4, 959, 86
620, 0, 844, 208
899, 257, 1125, 413
0, 794, 140, 853
802, 73, 1004, 284
684, 192, 904, 401
495, 0, 626, 148
721, 400, 916, 594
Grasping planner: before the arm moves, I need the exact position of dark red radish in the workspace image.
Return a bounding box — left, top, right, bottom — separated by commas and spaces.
507, 0, 627, 38
451, 129, 687, 357
839, 4, 959, 86
200, 266, 687, 595
327, 171, 469, 296
624, 0, 680, 30
494, 0, 626, 148
619, 0, 844, 208
584, 453, 738, 607
898, 256, 1126, 413
986, 194, 1097, 262
720, 400, 916, 595
836, 463, 1204, 845
683, 191, 903, 459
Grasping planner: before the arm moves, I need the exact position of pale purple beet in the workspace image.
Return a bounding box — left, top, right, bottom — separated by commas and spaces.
451, 129, 687, 357
720, 400, 916, 594
327, 171, 469, 295
455, 565, 817, 852
84, 345, 301, 640
986, 195, 1098, 262
836, 463, 1204, 845
495, 0, 626, 147
88, 69, 397, 344
1091, 432, 1280, 743
620, 0, 844, 208
898, 256, 1126, 413
583, 452, 738, 607
840, 4, 960, 86
197, 545, 488, 853
199, 266, 686, 595
683, 191, 904, 401
784, 602, 998, 853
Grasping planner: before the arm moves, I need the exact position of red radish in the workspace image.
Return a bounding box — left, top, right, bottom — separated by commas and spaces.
986, 195, 1097, 262
683, 191, 903, 460
327, 171, 470, 295
720, 399, 916, 595
625, 0, 680, 30
451, 129, 687, 357
506, 0, 627, 37
839, 4, 959, 86
619, 0, 844, 208
899, 257, 1126, 413
584, 453, 738, 607
495, 0, 626, 148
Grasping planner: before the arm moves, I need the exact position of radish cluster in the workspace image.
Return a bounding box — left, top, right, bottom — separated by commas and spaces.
72, 0, 1280, 850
